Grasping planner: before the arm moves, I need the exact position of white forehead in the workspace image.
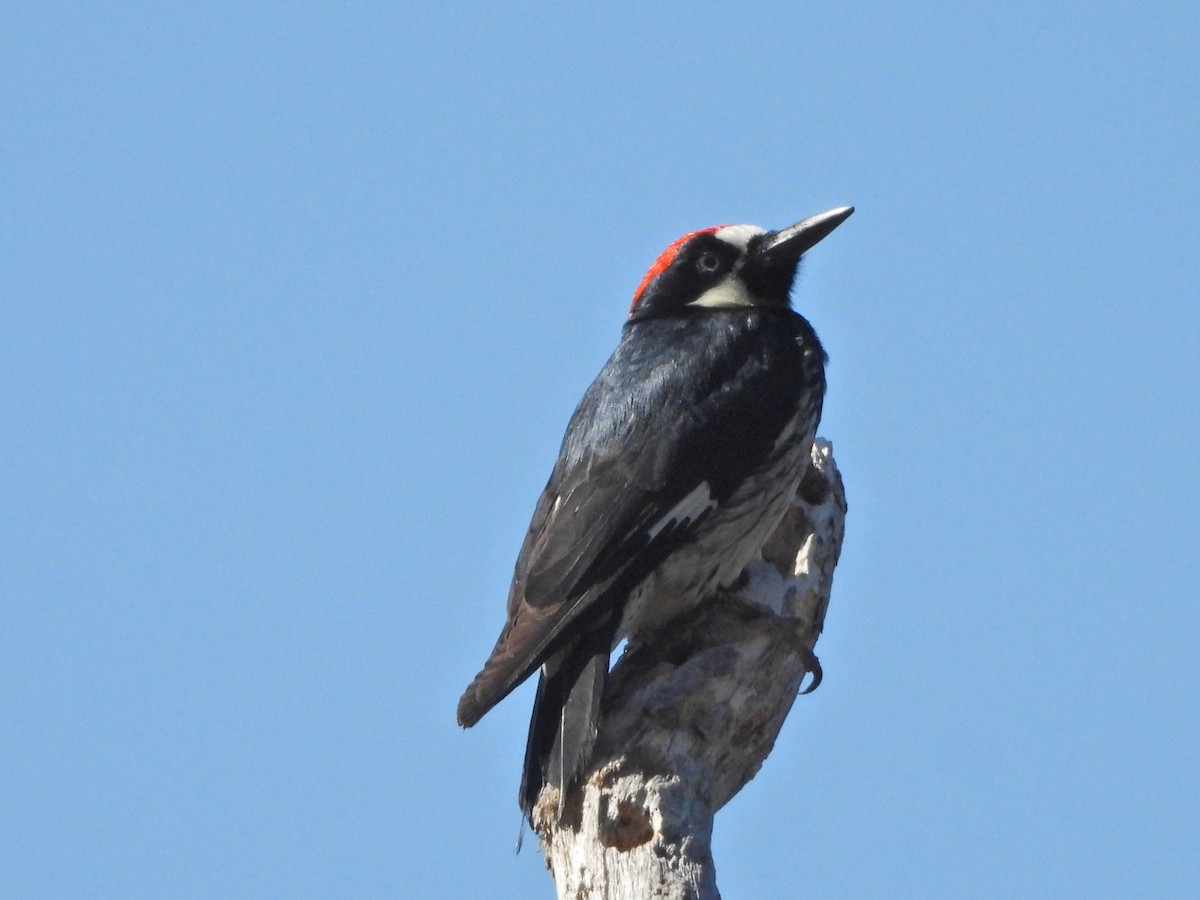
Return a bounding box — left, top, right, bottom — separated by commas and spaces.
713, 224, 766, 251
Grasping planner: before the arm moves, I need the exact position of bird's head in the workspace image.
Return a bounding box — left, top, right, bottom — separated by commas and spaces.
628, 206, 854, 321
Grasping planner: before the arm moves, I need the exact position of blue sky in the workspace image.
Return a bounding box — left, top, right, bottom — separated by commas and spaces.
3, 4, 1197, 897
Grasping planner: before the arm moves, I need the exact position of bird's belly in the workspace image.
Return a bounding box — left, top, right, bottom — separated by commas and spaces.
617, 424, 815, 642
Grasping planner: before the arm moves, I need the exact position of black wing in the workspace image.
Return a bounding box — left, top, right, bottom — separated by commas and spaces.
455, 445, 713, 727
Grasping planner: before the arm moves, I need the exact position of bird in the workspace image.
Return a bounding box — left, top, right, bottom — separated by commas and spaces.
457, 206, 854, 821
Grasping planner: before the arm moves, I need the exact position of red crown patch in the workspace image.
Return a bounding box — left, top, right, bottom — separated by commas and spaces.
630, 226, 727, 313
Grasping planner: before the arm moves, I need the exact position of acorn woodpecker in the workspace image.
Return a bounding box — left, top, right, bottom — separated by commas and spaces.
457, 206, 854, 820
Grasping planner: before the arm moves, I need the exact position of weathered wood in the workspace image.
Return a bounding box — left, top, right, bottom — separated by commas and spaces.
534, 439, 847, 899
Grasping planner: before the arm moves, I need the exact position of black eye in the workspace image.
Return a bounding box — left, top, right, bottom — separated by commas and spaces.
696, 252, 721, 273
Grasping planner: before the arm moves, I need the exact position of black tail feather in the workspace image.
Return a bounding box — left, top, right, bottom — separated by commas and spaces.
518, 622, 616, 820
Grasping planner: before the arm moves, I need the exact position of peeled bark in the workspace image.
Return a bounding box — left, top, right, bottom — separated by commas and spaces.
533, 439, 847, 899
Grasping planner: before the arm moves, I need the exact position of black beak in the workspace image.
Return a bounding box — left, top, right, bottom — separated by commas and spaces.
759, 206, 855, 263
741, 206, 854, 303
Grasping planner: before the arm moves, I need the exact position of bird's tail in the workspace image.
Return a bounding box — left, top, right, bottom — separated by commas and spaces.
519, 624, 615, 821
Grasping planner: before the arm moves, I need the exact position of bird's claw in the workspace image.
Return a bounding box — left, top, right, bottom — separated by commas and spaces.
797, 644, 822, 695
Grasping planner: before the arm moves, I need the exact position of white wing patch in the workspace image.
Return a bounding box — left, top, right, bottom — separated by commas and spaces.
646, 482, 716, 542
